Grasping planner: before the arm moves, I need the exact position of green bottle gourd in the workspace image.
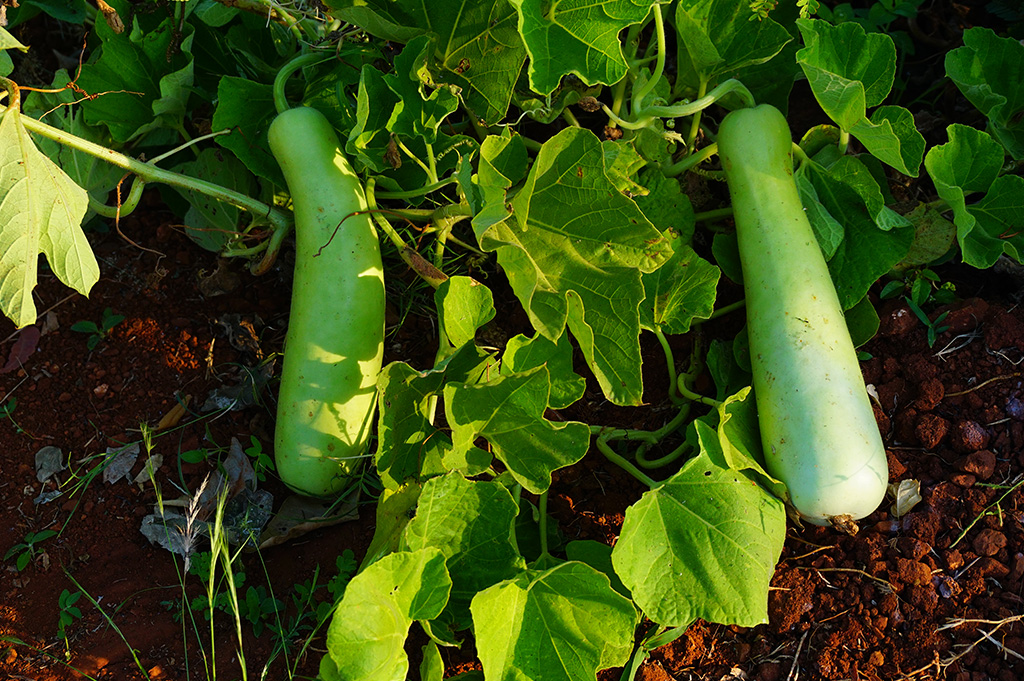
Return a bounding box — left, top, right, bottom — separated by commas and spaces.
718, 104, 889, 528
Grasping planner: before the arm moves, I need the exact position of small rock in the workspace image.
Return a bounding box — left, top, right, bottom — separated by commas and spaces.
897, 537, 930, 561
879, 304, 918, 337
913, 378, 945, 411
945, 549, 964, 571
1006, 396, 1024, 421
896, 558, 933, 587
972, 529, 1008, 557
952, 420, 991, 453
957, 450, 998, 480
976, 556, 1010, 579
950, 473, 977, 488
58, 392, 72, 402
915, 413, 950, 449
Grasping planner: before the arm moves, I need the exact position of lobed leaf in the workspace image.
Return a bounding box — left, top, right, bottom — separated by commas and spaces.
0, 106, 98, 328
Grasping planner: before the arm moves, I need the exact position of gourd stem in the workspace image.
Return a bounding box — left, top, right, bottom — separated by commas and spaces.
272, 52, 329, 115
537, 491, 550, 562
635, 438, 692, 470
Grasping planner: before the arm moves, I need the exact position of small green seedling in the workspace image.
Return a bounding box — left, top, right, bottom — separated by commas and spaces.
4, 529, 58, 571
56, 589, 83, 658
244, 436, 275, 482
71, 308, 125, 350
905, 297, 950, 348
1, 397, 28, 436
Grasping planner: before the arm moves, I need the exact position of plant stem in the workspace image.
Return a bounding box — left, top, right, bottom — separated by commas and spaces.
538, 491, 550, 561
630, 4, 666, 112
596, 433, 659, 488
692, 206, 734, 223
685, 77, 709, 154
838, 129, 850, 155
14, 108, 293, 272
273, 52, 330, 115
663, 142, 718, 177
704, 298, 746, 321
375, 177, 457, 200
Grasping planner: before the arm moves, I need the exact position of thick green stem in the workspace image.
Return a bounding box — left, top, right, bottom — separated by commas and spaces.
12, 101, 293, 272
838, 129, 851, 155
273, 52, 330, 114
663, 142, 718, 178
685, 78, 710, 154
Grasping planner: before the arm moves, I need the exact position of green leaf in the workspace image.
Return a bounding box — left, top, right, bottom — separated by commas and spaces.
896, 202, 957, 269
376, 346, 496, 489
945, 27, 1024, 159
326, 0, 527, 124
795, 18, 896, 131
470, 561, 638, 681
923, 123, 1005, 267
633, 168, 696, 246
963, 175, 1024, 268
611, 451, 786, 628
76, 13, 196, 142
445, 366, 591, 494
400, 473, 526, 627
0, 106, 98, 328
320, 548, 451, 681
472, 126, 672, 405
640, 243, 719, 335
849, 105, 926, 176
174, 148, 258, 252
347, 65, 401, 173
211, 76, 282, 187
798, 162, 914, 309
673, 0, 792, 94
509, 0, 667, 96
1, 28, 27, 51
564, 540, 630, 599
435, 276, 496, 352
385, 35, 460, 144
21, 70, 125, 209
500, 331, 586, 410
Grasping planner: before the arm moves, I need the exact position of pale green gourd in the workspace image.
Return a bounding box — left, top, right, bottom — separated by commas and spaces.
718, 104, 889, 527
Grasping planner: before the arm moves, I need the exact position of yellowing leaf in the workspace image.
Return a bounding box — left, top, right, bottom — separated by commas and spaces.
0, 106, 98, 328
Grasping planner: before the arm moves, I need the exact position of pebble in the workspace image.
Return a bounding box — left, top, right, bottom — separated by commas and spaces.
972, 529, 1008, 557
952, 420, 991, 453
956, 449, 997, 480
915, 413, 949, 449
58, 392, 72, 402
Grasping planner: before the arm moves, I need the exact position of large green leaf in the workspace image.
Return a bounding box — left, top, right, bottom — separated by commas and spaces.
472, 127, 672, 405
0, 106, 98, 328
76, 6, 196, 142
500, 331, 586, 410
963, 175, 1024, 268
435, 276, 496, 353
673, 0, 791, 94
319, 549, 451, 681
611, 451, 786, 628
471, 561, 638, 681
945, 27, 1024, 159
375, 345, 496, 489
509, 0, 667, 96
444, 366, 591, 494
923, 123, 1006, 267
795, 18, 896, 131
400, 473, 526, 627
326, 0, 527, 124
